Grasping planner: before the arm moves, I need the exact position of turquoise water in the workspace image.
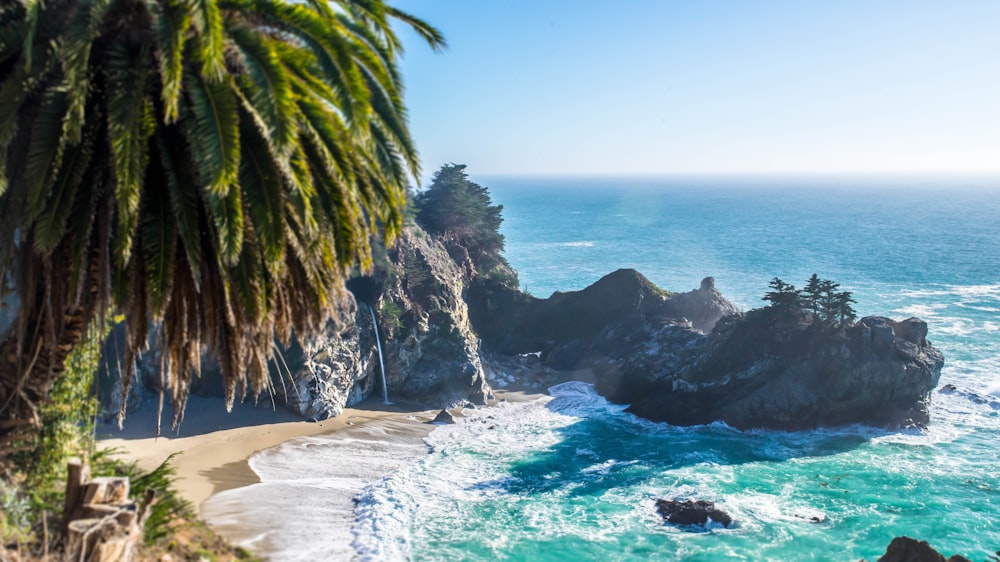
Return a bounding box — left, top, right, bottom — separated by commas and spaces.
354, 176, 1000, 561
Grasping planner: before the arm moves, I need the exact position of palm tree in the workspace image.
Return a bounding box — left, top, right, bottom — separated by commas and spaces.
0, 0, 443, 459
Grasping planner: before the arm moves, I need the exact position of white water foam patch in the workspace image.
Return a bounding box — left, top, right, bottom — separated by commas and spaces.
898, 283, 1000, 300
557, 241, 595, 247
353, 395, 575, 561
201, 419, 429, 562
352, 384, 666, 561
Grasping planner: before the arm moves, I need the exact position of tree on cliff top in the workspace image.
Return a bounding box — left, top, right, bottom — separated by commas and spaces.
415, 164, 509, 275
0, 0, 443, 459
763, 275, 857, 329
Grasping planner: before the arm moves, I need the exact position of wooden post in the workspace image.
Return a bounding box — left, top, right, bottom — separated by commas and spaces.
62, 458, 90, 533
61, 460, 148, 562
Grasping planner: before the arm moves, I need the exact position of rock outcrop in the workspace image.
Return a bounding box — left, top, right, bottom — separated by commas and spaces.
875, 536, 971, 562
471, 268, 944, 430
279, 225, 492, 418
655, 499, 732, 528
374, 227, 491, 407
279, 298, 378, 420
468, 269, 735, 366
600, 309, 944, 429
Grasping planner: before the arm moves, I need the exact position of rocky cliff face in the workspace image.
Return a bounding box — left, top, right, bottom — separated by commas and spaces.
97, 232, 943, 430
276, 225, 492, 419
278, 299, 378, 420
374, 227, 491, 406
597, 309, 944, 430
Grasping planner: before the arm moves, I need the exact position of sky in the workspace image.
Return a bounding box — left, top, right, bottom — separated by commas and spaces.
392, 1, 1000, 180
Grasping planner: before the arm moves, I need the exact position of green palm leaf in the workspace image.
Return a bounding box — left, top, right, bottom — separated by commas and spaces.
0, 0, 443, 438
141, 167, 178, 313
143, 0, 191, 123
182, 67, 240, 195
106, 40, 154, 265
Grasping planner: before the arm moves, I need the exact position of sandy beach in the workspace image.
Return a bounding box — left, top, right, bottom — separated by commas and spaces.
97, 386, 553, 559
96, 394, 441, 511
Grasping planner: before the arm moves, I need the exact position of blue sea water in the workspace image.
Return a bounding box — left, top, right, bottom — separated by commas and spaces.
349, 176, 1000, 561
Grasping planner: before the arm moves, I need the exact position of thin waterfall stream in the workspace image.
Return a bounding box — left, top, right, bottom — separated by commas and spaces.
366, 303, 391, 404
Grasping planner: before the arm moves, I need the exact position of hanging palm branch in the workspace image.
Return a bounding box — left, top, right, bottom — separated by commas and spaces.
0, 0, 444, 457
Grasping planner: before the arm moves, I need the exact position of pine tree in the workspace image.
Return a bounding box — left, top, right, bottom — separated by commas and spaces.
762, 277, 801, 311
801, 273, 823, 316
415, 164, 507, 272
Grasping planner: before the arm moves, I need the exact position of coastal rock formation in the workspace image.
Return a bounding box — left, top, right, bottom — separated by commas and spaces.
471, 268, 943, 430
280, 225, 492, 418
875, 536, 971, 562
280, 299, 378, 420
662, 276, 740, 333
655, 499, 732, 528
468, 269, 735, 365
374, 226, 491, 407
602, 310, 944, 429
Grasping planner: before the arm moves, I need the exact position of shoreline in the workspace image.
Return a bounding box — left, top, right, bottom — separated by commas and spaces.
96, 384, 558, 559
96, 393, 441, 511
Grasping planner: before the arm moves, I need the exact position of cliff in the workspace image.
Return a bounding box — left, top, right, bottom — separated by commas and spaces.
598, 309, 944, 429
278, 225, 492, 419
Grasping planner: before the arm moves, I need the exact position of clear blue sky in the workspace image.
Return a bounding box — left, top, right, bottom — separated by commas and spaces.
392, 1, 1000, 181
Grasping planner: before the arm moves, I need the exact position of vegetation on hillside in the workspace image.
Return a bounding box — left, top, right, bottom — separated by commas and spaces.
414, 164, 515, 285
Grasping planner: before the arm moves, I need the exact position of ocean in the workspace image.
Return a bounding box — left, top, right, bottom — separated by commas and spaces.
221, 176, 1000, 561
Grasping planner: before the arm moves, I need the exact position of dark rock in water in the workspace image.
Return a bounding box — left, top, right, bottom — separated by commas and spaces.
655, 499, 732, 528
876, 536, 971, 562
939, 384, 958, 394
432, 409, 455, 424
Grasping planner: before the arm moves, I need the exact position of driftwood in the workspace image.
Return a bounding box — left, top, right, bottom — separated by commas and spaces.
61, 459, 156, 562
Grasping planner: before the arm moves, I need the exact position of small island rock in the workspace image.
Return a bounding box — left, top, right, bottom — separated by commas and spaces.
655, 499, 732, 528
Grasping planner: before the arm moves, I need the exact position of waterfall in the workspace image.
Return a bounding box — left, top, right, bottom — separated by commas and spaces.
366, 303, 391, 404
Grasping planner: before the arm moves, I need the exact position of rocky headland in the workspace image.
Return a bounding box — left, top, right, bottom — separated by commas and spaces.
101, 170, 945, 432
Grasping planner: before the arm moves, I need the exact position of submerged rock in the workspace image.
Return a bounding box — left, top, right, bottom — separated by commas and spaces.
655, 499, 732, 528
875, 536, 971, 562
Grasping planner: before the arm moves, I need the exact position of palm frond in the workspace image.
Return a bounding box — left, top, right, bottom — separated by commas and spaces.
106, 40, 154, 266
141, 163, 178, 314
143, 0, 191, 123
385, 5, 447, 51
61, 0, 112, 144
188, 0, 226, 81
181, 68, 239, 195
23, 89, 68, 220
229, 26, 296, 153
